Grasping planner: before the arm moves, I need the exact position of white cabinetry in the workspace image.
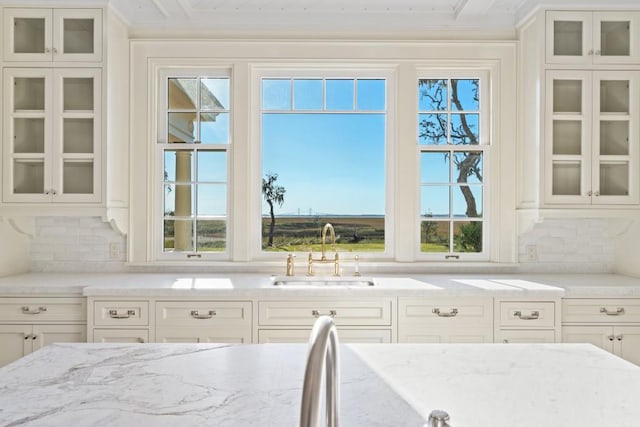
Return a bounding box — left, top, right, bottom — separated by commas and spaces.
2, 67, 102, 203
494, 299, 559, 343
156, 301, 252, 343
562, 298, 640, 365
546, 11, 640, 64
4, 8, 102, 62
0, 297, 86, 367
398, 298, 493, 343
89, 300, 150, 343
544, 69, 639, 205
257, 298, 393, 343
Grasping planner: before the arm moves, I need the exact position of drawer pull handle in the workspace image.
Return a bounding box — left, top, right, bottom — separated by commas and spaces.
109, 309, 136, 319
600, 307, 624, 316
191, 310, 216, 319
514, 310, 539, 320
432, 308, 458, 317
22, 306, 47, 315
312, 310, 337, 318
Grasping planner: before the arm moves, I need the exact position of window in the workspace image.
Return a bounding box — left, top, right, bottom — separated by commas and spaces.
259, 74, 388, 254
158, 72, 230, 257
418, 75, 488, 258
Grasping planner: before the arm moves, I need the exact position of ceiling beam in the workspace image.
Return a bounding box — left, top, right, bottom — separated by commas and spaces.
454, 0, 497, 19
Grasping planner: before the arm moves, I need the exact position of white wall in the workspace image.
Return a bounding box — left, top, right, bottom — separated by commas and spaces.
0, 220, 29, 277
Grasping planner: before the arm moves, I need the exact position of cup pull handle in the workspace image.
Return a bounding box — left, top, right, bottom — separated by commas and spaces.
109, 309, 136, 319
433, 308, 458, 317
514, 310, 539, 320
191, 310, 216, 319
600, 307, 624, 316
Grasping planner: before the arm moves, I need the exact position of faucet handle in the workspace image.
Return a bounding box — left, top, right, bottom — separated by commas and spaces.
426, 410, 450, 427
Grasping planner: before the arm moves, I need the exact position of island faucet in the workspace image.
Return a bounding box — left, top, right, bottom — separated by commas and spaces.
307, 223, 340, 276
300, 315, 340, 427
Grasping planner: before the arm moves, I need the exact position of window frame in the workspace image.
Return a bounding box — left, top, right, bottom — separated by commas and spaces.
249, 66, 397, 261
155, 68, 232, 261
416, 69, 491, 261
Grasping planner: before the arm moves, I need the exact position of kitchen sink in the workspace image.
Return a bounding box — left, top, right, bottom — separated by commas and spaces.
272, 276, 375, 287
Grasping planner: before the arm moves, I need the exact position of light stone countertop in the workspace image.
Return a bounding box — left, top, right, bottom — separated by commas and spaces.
0, 272, 638, 298
0, 342, 639, 426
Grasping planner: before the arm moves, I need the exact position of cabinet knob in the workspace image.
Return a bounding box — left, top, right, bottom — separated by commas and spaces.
587, 190, 592, 196
45, 47, 51, 53
588, 49, 594, 55
608, 335, 615, 341
617, 335, 623, 341
24, 334, 31, 340
32, 335, 37, 340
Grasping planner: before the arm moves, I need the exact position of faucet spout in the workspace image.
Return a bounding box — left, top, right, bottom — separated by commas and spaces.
321, 223, 336, 261
300, 316, 340, 427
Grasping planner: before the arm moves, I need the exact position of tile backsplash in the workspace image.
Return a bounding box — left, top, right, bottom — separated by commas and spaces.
28, 216, 619, 273
517, 218, 616, 273
30, 217, 127, 273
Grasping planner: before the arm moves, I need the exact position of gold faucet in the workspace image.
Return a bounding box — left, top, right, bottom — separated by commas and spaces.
308, 223, 340, 276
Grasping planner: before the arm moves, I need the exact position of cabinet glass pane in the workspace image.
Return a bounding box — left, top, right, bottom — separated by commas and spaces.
600, 121, 629, 155
63, 161, 93, 194
63, 18, 94, 54
14, 118, 44, 153
13, 160, 44, 194
600, 163, 629, 196
553, 120, 581, 155
553, 80, 582, 113
552, 162, 581, 195
14, 78, 45, 111
63, 78, 94, 111
553, 20, 582, 56
600, 80, 629, 113
13, 18, 45, 54
601, 21, 630, 56
63, 118, 93, 153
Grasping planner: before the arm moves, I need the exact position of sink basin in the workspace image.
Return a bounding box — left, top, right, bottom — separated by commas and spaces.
272, 276, 375, 287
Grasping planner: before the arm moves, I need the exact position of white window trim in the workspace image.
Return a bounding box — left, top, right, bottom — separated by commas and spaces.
249, 65, 397, 261
155, 67, 232, 261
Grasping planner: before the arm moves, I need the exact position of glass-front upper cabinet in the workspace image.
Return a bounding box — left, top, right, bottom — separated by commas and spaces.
3, 68, 101, 203
3, 8, 102, 62
545, 70, 639, 205
546, 11, 640, 65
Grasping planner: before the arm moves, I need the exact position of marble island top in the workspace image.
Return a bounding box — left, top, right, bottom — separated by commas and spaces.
0, 272, 639, 298
1, 342, 640, 426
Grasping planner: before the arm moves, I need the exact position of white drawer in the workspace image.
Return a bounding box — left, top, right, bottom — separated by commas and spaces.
0, 298, 86, 323
399, 298, 493, 327
496, 329, 556, 344
93, 329, 149, 343
156, 301, 251, 327
258, 328, 391, 343
259, 299, 392, 327
562, 299, 640, 323
498, 301, 555, 328
156, 326, 251, 344
94, 301, 149, 326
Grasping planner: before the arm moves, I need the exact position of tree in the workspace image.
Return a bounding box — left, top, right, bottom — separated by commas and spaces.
262, 173, 286, 247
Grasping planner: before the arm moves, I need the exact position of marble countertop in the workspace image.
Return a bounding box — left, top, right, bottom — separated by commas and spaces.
1, 342, 639, 426
0, 272, 638, 298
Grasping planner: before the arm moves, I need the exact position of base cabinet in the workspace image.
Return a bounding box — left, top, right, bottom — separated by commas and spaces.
562, 325, 640, 365
0, 324, 85, 366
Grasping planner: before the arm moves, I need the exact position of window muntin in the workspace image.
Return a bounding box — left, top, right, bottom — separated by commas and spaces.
160, 74, 230, 256
418, 77, 486, 256
260, 76, 387, 253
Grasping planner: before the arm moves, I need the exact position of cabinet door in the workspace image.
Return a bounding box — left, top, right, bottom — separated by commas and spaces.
591, 71, 640, 204
593, 12, 640, 64
52, 68, 102, 203
93, 329, 148, 343
546, 11, 593, 65
52, 9, 102, 62
3, 68, 53, 203
3, 8, 53, 62
545, 70, 592, 204
32, 324, 86, 350
562, 325, 614, 353
0, 325, 31, 367
614, 326, 640, 366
